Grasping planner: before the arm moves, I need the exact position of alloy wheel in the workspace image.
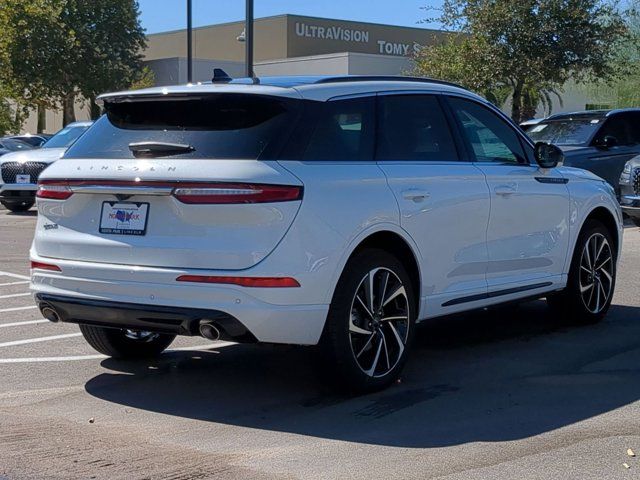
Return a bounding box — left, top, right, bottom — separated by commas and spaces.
348, 267, 410, 378
124, 330, 160, 343
579, 233, 613, 314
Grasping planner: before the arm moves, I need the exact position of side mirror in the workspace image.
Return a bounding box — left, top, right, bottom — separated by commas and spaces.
534, 142, 563, 169
595, 135, 618, 149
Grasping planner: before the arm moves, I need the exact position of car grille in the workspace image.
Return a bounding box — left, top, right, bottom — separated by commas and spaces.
634, 168, 640, 196
1, 162, 48, 184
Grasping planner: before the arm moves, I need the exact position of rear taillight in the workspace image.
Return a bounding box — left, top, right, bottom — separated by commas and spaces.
35, 180, 302, 204
172, 184, 302, 204
30, 261, 61, 272
37, 182, 73, 200
176, 275, 300, 288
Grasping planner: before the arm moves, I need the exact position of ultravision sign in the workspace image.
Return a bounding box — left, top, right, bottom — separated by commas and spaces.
294, 21, 423, 56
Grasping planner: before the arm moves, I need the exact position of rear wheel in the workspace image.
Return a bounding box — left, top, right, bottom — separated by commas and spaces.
547, 220, 616, 325
79, 325, 176, 359
320, 249, 416, 392
1, 201, 34, 212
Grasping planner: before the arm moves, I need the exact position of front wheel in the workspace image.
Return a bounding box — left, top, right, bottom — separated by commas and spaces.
319, 249, 416, 393
547, 219, 616, 325
79, 325, 176, 359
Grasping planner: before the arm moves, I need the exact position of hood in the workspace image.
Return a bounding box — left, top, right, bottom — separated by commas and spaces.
558, 166, 605, 183
557, 145, 593, 154
0, 148, 66, 165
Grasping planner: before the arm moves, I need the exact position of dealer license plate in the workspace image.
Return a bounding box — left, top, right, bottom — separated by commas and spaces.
99, 202, 149, 236
16, 174, 30, 184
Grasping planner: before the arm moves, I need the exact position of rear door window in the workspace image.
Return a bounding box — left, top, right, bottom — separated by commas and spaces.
64, 94, 299, 160
301, 97, 374, 161
376, 94, 458, 162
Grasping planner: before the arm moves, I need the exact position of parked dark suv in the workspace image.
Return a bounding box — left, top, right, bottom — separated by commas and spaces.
620, 155, 640, 226
527, 109, 640, 194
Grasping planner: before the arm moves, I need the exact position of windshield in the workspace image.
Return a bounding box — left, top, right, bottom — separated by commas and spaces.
64, 94, 299, 160
527, 118, 603, 146
44, 125, 90, 149
0, 138, 33, 151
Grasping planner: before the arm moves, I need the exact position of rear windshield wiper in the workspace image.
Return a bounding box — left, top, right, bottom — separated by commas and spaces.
129, 141, 195, 158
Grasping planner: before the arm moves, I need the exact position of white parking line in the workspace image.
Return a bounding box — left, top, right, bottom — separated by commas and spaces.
0, 320, 49, 328
0, 270, 30, 281
0, 333, 82, 348
0, 281, 29, 287
0, 292, 31, 299
0, 342, 234, 363
0, 305, 38, 313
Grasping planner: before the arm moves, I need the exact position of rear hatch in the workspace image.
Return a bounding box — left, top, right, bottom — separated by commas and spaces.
33, 90, 304, 270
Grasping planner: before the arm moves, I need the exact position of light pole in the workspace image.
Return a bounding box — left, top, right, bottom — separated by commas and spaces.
187, 0, 193, 83
245, 0, 254, 78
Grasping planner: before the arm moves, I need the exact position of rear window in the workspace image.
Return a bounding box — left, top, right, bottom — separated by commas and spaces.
64, 94, 299, 160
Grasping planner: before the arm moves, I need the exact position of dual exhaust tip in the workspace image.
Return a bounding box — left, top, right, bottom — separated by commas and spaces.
40, 305, 61, 323
39, 304, 221, 342
198, 321, 221, 341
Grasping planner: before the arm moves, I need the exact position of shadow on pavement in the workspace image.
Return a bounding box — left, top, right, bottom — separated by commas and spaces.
85, 300, 640, 448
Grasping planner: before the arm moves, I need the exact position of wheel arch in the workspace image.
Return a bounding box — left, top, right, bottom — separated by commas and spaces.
331, 227, 422, 317
584, 206, 620, 256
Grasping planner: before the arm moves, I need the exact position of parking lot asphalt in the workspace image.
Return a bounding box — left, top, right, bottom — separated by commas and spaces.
1, 205, 640, 480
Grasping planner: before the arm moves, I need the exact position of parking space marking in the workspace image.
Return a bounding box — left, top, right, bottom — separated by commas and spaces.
0, 292, 31, 299
0, 333, 82, 348
0, 342, 234, 364
0, 281, 29, 287
0, 320, 49, 328
0, 305, 38, 313
0, 270, 30, 281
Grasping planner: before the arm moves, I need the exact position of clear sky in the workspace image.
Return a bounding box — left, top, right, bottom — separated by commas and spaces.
137, 0, 445, 34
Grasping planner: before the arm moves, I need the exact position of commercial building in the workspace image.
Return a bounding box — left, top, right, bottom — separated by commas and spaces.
143, 14, 448, 84
20, 14, 596, 134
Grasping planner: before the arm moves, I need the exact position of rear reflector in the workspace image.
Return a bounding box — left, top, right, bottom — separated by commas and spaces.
30, 261, 61, 272
37, 183, 73, 200
173, 184, 302, 204
176, 275, 300, 288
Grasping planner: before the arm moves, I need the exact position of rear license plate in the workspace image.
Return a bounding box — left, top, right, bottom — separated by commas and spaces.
99, 202, 149, 236
16, 174, 30, 184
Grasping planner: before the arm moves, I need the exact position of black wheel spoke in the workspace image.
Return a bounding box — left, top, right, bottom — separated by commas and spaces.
579, 233, 612, 314
349, 267, 410, 378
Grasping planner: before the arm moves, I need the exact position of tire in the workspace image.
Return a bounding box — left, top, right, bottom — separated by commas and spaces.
547, 219, 616, 325
319, 248, 417, 393
79, 324, 176, 359
2, 201, 34, 213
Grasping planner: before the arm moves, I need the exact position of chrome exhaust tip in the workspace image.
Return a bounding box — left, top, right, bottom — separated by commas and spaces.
198, 321, 221, 341
40, 305, 60, 323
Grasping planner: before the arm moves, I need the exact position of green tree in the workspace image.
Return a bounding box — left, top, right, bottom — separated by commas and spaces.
0, 0, 148, 128
414, 0, 628, 122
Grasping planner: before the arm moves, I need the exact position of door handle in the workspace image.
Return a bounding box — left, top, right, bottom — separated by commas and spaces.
401, 189, 431, 202
494, 184, 518, 196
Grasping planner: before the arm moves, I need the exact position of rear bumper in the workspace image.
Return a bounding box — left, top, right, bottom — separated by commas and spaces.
35, 293, 257, 342
30, 256, 329, 345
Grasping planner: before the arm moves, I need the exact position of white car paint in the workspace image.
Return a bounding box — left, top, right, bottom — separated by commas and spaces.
30, 77, 623, 346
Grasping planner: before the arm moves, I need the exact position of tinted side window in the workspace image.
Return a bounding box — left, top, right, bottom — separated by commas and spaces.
595, 114, 639, 146
448, 97, 527, 164
302, 97, 374, 161
376, 95, 458, 162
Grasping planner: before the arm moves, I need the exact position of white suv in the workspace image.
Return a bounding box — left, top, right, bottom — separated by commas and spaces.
31, 76, 622, 391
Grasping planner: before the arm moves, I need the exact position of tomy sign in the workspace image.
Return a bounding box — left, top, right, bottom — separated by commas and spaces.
295, 21, 422, 57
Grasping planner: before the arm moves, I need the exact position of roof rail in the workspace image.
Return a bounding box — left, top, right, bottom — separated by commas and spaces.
313, 75, 465, 89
